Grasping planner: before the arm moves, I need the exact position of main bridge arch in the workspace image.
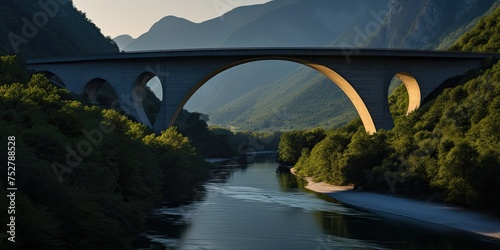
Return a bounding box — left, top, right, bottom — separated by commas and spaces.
173, 57, 379, 134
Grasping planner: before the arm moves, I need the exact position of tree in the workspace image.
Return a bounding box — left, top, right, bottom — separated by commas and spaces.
0, 55, 29, 85
278, 128, 326, 165
341, 131, 389, 188
278, 131, 306, 165
436, 141, 479, 205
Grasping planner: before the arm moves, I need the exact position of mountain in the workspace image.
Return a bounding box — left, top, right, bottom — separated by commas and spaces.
115, 0, 498, 131
121, 0, 390, 51
113, 34, 134, 50
368, 0, 500, 49
0, 1, 118, 58
118, 0, 391, 129
208, 66, 357, 131
206, 0, 498, 131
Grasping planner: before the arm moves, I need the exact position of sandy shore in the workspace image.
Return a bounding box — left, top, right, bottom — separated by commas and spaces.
293, 169, 500, 240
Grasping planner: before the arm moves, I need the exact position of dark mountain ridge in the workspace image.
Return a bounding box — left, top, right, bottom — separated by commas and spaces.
121, 0, 392, 51
0, 0, 118, 58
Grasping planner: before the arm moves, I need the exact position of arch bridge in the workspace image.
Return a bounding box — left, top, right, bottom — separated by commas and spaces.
26, 48, 498, 134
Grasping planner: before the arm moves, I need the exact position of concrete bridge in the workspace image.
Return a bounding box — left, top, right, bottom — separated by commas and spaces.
26, 48, 497, 134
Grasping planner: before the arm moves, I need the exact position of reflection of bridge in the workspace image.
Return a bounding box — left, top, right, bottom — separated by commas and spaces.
26, 48, 498, 133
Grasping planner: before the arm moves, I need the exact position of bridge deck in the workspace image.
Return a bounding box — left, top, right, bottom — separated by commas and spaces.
26, 48, 500, 64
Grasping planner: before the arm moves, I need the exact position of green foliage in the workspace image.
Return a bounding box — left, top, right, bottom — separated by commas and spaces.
435, 140, 479, 204
283, 59, 500, 211
388, 84, 409, 125
0, 55, 29, 84
293, 131, 352, 185
0, 57, 208, 248
209, 127, 281, 157
144, 127, 195, 155
278, 128, 326, 165
341, 130, 390, 188
174, 110, 237, 158
450, 6, 500, 52
281, 7, 500, 212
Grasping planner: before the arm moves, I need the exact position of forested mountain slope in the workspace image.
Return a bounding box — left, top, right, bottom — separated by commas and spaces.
281, 5, 500, 212
368, 0, 500, 49
0, 1, 118, 58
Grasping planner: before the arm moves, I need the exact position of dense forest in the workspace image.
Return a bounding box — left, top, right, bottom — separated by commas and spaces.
0, 55, 216, 248
280, 6, 500, 213
0, 1, 283, 249
0, 55, 282, 249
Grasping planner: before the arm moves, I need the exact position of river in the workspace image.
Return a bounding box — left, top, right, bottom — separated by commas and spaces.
136, 153, 500, 249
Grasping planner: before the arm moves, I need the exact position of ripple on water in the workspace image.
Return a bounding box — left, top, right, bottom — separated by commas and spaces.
206, 184, 372, 218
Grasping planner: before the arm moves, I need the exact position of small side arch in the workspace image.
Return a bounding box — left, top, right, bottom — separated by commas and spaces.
172, 57, 377, 134
395, 72, 421, 115
133, 72, 164, 127
83, 78, 119, 108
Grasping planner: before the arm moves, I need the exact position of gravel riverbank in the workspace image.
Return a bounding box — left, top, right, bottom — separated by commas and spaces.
294, 170, 500, 240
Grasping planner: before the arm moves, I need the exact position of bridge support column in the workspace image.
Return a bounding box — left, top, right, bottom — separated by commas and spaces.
321, 60, 396, 134
350, 69, 396, 132
153, 66, 216, 133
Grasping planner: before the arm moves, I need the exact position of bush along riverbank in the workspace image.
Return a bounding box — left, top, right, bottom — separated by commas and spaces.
282, 59, 500, 214
0, 55, 209, 249
279, 7, 500, 215
0, 55, 282, 249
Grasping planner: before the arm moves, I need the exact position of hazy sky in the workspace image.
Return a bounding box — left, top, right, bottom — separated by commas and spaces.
72, 0, 272, 38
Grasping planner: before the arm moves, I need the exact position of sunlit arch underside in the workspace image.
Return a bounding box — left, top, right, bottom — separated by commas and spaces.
395, 72, 421, 115
172, 57, 377, 134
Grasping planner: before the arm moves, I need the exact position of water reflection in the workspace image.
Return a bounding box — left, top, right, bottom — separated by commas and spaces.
207, 184, 354, 214
135, 154, 500, 250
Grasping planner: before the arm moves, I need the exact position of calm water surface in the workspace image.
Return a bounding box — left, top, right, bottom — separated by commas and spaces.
137, 154, 500, 249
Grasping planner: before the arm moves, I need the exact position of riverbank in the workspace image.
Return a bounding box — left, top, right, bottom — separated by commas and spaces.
292, 169, 500, 240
